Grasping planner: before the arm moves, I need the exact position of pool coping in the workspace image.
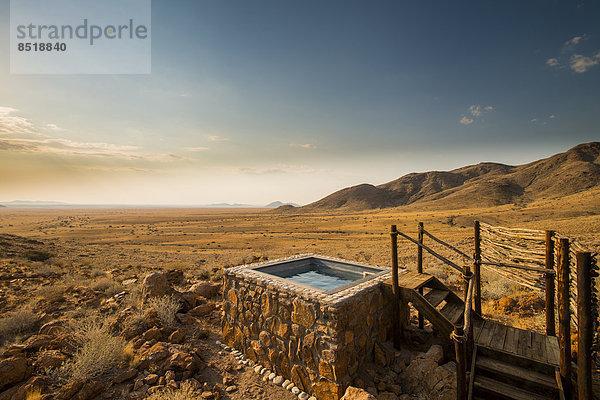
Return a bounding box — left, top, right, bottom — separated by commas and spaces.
224, 253, 401, 306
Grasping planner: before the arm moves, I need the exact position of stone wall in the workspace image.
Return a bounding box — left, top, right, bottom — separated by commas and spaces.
222, 257, 392, 400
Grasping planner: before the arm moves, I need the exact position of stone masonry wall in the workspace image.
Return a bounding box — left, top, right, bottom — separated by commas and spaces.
222, 259, 392, 400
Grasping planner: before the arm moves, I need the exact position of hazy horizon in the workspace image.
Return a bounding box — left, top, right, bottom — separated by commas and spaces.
1, 1, 599, 205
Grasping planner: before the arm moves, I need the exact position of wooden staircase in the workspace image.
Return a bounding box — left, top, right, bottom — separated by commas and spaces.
385, 270, 564, 400
470, 345, 562, 400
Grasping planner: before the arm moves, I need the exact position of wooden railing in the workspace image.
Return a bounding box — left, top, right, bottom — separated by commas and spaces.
389, 222, 598, 400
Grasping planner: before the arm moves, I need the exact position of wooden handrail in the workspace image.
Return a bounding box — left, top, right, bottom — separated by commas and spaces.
395, 230, 463, 273
422, 228, 473, 261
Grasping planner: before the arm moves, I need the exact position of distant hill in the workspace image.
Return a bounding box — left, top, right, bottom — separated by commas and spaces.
0, 200, 68, 207
287, 142, 600, 212
265, 201, 301, 208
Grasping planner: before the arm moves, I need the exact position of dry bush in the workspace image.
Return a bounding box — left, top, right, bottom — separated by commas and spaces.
0, 307, 39, 346
37, 283, 70, 303
146, 382, 198, 400
124, 284, 144, 309
147, 295, 180, 327
91, 277, 124, 297
59, 315, 125, 382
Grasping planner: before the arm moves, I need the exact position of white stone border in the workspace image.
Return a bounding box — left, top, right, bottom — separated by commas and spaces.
216, 340, 317, 400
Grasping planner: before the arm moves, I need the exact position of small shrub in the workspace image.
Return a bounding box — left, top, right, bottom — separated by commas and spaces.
147, 295, 180, 327
146, 382, 198, 400
24, 250, 53, 262
0, 307, 39, 346
210, 268, 223, 283
90, 277, 113, 291
59, 315, 125, 382
37, 284, 69, 303
104, 282, 125, 297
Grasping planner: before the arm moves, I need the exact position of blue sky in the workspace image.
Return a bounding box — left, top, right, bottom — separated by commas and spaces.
1, 0, 599, 205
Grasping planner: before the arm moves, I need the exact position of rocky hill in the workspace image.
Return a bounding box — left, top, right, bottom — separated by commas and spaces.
294, 142, 600, 211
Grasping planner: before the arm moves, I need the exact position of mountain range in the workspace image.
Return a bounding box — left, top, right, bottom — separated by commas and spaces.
282, 142, 600, 212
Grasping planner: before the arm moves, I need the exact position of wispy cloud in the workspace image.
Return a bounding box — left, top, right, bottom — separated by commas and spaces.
209, 135, 229, 142
569, 53, 600, 73
0, 107, 36, 136
0, 106, 194, 163
530, 118, 537, 123
460, 104, 492, 125
289, 143, 316, 149
549, 114, 556, 119
460, 116, 474, 125
546, 35, 599, 73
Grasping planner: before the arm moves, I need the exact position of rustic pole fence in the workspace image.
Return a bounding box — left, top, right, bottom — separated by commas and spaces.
390, 225, 401, 348
473, 221, 482, 315
557, 238, 571, 398
453, 325, 466, 400
545, 230, 556, 336
576, 251, 592, 400
417, 222, 424, 329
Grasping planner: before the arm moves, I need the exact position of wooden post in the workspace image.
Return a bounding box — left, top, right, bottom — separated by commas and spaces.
473, 221, 482, 315
454, 326, 467, 400
557, 238, 571, 398
576, 252, 592, 400
462, 265, 471, 301
545, 230, 556, 336
391, 225, 401, 348
417, 222, 424, 329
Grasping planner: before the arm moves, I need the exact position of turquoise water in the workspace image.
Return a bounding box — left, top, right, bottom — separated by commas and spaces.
285, 269, 356, 291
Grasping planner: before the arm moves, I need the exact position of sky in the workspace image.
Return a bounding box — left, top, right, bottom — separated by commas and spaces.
1, 0, 599, 205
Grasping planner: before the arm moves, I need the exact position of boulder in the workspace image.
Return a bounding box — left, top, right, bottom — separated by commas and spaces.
142, 327, 163, 342
73, 381, 104, 400
0, 357, 29, 391
169, 329, 185, 344
188, 282, 220, 298
422, 344, 444, 364
112, 368, 138, 384
12, 376, 51, 400
188, 303, 215, 318
142, 272, 173, 299
22, 334, 53, 353
341, 386, 377, 400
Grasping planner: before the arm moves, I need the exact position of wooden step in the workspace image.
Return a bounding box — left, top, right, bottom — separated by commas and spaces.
423, 288, 449, 308
440, 301, 464, 325
473, 375, 550, 400
476, 355, 558, 393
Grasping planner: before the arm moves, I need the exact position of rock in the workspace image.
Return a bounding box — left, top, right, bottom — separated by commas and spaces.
13, 376, 51, 400
386, 384, 402, 395
122, 278, 137, 286
201, 391, 214, 399
55, 380, 83, 400
291, 299, 315, 328
142, 272, 172, 299
165, 270, 184, 285
273, 376, 284, 386
312, 379, 344, 400
422, 344, 444, 364
290, 365, 311, 392
298, 393, 309, 400
144, 342, 170, 363
494, 296, 517, 313
188, 303, 215, 318
225, 385, 237, 393
341, 386, 377, 400
167, 352, 194, 371
291, 387, 300, 395
176, 313, 196, 325
22, 334, 53, 353
1, 345, 25, 358
48, 334, 77, 355
188, 282, 220, 298
168, 329, 185, 344
73, 381, 104, 400
113, 368, 138, 384
34, 350, 68, 370
142, 327, 162, 341
144, 374, 159, 385
0, 356, 29, 391
38, 320, 63, 336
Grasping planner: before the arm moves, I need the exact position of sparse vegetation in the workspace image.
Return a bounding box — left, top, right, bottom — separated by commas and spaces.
0, 306, 39, 347
24, 250, 53, 262
147, 295, 180, 327
146, 382, 198, 400
59, 315, 126, 382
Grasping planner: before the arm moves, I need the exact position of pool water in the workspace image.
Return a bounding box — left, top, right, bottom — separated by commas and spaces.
285, 269, 356, 291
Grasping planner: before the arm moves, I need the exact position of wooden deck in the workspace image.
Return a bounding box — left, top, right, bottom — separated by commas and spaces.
473, 319, 560, 366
